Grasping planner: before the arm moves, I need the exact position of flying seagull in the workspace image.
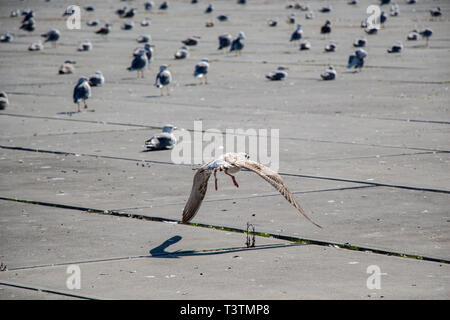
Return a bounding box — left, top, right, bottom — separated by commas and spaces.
181, 152, 321, 228
145, 125, 177, 150
73, 77, 91, 112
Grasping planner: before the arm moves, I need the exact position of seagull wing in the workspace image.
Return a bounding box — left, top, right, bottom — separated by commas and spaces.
182, 168, 212, 223
234, 159, 322, 228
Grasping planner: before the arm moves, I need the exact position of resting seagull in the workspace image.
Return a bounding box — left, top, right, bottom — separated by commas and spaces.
181, 152, 321, 228
194, 58, 210, 85
387, 41, 403, 53
73, 77, 91, 112
155, 64, 172, 96
128, 49, 148, 78
95, 24, 111, 36
321, 65, 336, 80
174, 46, 189, 59
266, 66, 288, 81
59, 60, 76, 74
145, 125, 177, 150
78, 39, 92, 51
89, 71, 105, 87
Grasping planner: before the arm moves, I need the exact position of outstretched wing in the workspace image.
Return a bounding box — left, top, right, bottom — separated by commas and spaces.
235, 159, 322, 228
182, 168, 212, 223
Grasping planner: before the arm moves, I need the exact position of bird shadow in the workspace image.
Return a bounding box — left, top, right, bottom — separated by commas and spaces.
148, 235, 300, 259
185, 83, 200, 87
144, 95, 162, 99
56, 110, 95, 116
141, 148, 165, 153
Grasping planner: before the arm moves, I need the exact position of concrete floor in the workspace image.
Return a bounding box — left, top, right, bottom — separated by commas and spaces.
0, 0, 449, 299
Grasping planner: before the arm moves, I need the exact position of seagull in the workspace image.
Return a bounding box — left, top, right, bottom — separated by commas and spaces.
122, 21, 134, 30
218, 33, 232, 50
305, 11, 314, 20
89, 71, 105, 87
123, 8, 136, 18
320, 20, 331, 38
324, 41, 336, 52
20, 19, 35, 32
145, 125, 177, 150
205, 4, 213, 14
63, 5, 77, 16
266, 66, 288, 81
22, 10, 34, 23
217, 14, 229, 22
159, 1, 169, 10
406, 0, 416, 3
390, 3, 399, 16
28, 40, 43, 51
407, 29, 419, 41
116, 6, 128, 17
10, 9, 20, 18
380, 0, 391, 5
95, 24, 111, 36
268, 18, 278, 27
0, 92, 9, 110
430, 7, 442, 18
348, 0, 358, 5
86, 19, 99, 27
321, 65, 336, 80
155, 64, 172, 96
141, 18, 151, 27
420, 28, 433, 47
290, 24, 303, 43
380, 11, 387, 27
0, 32, 14, 43
387, 41, 403, 53
128, 49, 148, 78
347, 49, 367, 72
319, 5, 332, 13
194, 58, 210, 85
77, 39, 92, 51
353, 37, 367, 47
182, 37, 199, 46
84, 6, 95, 12
205, 21, 214, 27
58, 60, 76, 74
41, 29, 60, 47
73, 77, 91, 112
300, 40, 311, 50
287, 13, 296, 24
174, 45, 189, 59
137, 35, 151, 43
145, 2, 154, 11
230, 32, 245, 55
181, 152, 321, 228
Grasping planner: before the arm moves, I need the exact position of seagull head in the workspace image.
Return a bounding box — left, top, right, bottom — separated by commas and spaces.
162, 124, 177, 133
238, 31, 246, 40
160, 64, 169, 71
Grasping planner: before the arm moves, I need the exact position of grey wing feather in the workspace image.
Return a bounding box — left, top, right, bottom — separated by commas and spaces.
182, 169, 212, 223
235, 159, 322, 228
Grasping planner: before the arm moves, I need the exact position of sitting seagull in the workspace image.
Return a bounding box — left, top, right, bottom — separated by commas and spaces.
141, 18, 151, 27
182, 37, 199, 46
205, 4, 213, 14
324, 41, 336, 52
28, 40, 43, 51
218, 33, 232, 50
174, 45, 189, 59
58, 60, 76, 74
300, 40, 311, 50
268, 18, 278, 27
321, 65, 336, 80
123, 8, 136, 18
73, 77, 91, 112
194, 58, 210, 85
128, 49, 148, 78
266, 66, 288, 81
181, 152, 321, 228
407, 29, 419, 41
121, 21, 134, 30
319, 5, 332, 13
217, 14, 229, 22
41, 29, 60, 48
353, 37, 367, 47
95, 24, 111, 36
89, 71, 105, 87
137, 35, 151, 43
86, 19, 99, 27
144, 2, 154, 11
430, 7, 442, 18
0, 32, 14, 43
387, 41, 403, 53
320, 20, 332, 38
390, 3, 399, 16
347, 49, 367, 72
420, 28, 433, 47
63, 5, 77, 16
0, 92, 9, 110
305, 11, 314, 20
159, 1, 169, 10
290, 24, 303, 43
287, 13, 296, 24
230, 31, 245, 55
155, 64, 172, 96
20, 18, 35, 32
77, 39, 92, 51
145, 125, 177, 150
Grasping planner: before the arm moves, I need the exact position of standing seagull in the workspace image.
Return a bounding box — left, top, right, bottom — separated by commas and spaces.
266, 66, 288, 81
230, 31, 245, 55
347, 49, 367, 72
290, 24, 303, 43
320, 20, 331, 38
218, 33, 232, 51
420, 28, 433, 47
194, 58, 210, 85
128, 49, 148, 78
145, 125, 177, 150
41, 29, 60, 48
73, 77, 91, 112
181, 152, 321, 228
155, 64, 172, 96
0, 92, 9, 110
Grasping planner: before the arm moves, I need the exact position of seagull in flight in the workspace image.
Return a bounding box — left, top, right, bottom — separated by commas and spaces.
182, 152, 321, 228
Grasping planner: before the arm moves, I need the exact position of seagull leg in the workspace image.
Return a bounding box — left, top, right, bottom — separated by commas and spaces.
77, 102, 81, 112
84, 101, 88, 109
166, 86, 170, 96
214, 169, 218, 191
160, 87, 164, 96
225, 170, 239, 188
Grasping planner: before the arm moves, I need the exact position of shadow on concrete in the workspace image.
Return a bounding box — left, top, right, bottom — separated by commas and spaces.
149, 235, 300, 258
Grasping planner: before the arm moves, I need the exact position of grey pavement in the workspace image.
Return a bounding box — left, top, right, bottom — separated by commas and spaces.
0, 0, 449, 300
